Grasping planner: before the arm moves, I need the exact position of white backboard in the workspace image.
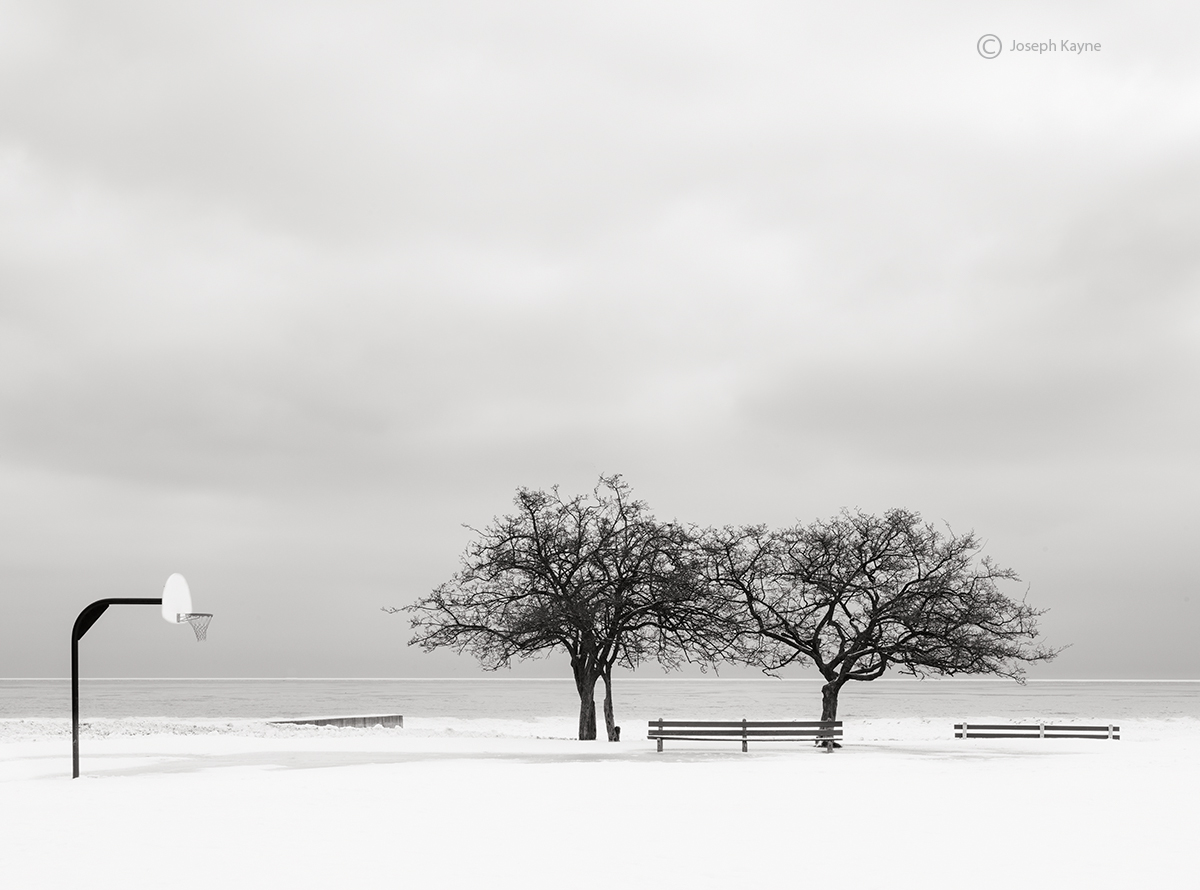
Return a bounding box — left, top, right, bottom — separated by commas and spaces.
161, 573, 193, 623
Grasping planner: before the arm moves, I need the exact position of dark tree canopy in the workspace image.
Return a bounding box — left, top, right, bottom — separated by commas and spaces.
703, 508, 1058, 724
402, 475, 732, 740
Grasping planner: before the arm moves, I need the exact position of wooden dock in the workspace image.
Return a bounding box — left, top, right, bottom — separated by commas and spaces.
271, 715, 404, 728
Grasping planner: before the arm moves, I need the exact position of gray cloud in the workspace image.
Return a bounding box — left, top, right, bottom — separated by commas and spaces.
2, 0, 1198, 678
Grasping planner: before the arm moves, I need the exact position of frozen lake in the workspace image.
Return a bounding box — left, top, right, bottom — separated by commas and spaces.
4, 677, 1198, 721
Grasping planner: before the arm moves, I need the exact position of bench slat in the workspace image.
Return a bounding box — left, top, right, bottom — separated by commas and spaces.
649, 729, 841, 738
950, 729, 1118, 734
956, 732, 1119, 739
649, 720, 841, 728
652, 729, 840, 734
954, 724, 1118, 732
651, 736, 839, 743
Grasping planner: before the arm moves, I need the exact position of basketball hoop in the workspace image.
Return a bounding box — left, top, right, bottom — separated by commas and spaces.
162, 576, 211, 640
180, 613, 213, 641
71, 576, 215, 778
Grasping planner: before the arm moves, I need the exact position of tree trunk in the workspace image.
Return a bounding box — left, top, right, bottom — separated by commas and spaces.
819, 679, 843, 749
573, 669, 598, 740
601, 668, 619, 741
820, 680, 840, 722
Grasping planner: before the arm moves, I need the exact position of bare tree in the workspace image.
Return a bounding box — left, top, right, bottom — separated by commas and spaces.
702, 509, 1059, 731
397, 476, 732, 740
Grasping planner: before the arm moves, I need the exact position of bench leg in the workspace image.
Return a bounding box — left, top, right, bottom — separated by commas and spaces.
657, 738, 662, 753
742, 739, 747, 753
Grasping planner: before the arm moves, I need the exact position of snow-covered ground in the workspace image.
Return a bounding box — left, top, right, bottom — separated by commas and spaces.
2, 717, 1196, 888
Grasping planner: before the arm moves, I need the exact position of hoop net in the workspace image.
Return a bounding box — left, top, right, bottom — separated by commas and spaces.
180, 613, 213, 641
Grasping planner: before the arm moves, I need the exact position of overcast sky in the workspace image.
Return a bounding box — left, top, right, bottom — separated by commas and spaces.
2, 1, 1198, 679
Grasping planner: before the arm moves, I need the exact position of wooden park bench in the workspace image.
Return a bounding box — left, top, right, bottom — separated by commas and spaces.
648, 719, 842, 752
955, 722, 1120, 740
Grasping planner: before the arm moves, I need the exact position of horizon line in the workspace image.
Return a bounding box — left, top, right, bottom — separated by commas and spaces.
6, 676, 1200, 683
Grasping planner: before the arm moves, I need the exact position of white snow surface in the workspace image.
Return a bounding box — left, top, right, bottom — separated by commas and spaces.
3, 717, 1197, 888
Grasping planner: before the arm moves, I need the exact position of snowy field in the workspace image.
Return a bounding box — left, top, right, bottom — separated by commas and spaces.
2, 716, 1197, 889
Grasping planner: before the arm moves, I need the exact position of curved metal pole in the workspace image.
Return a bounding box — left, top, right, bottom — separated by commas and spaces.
71, 598, 161, 779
